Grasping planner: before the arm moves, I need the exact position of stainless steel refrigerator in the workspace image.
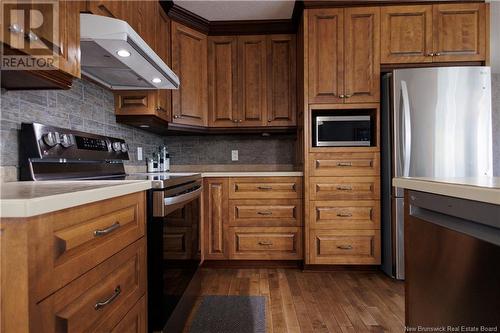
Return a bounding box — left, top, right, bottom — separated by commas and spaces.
381, 67, 493, 280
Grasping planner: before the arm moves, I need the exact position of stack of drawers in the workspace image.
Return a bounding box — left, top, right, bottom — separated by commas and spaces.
204, 177, 303, 260
26, 192, 147, 332
308, 153, 381, 264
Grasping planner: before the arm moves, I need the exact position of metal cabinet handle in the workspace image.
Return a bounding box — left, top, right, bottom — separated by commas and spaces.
336, 185, 352, 191
336, 162, 352, 167
258, 241, 273, 246
337, 245, 353, 250
344, 94, 352, 98
233, 119, 238, 123
257, 211, 273, 216
94, 222, 120, 237
156, 106, 165, 112
94, 286, 121, 310
238, 120, 242, 123
427, 53, 435, 57
339, 94, 345, 98
336, 211, 352, 217
257, 186, 273, 190
434, 52, 441, 56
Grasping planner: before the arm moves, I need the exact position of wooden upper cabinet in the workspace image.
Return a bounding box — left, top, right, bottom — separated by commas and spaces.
208, 36, 239, 127
135, 1, 157, 50
344, 7, 380, 103
432, 3, 486, 62
86, 0, 124, 19
381, 5, 433, 64
155, 6, 172, 121
238, 35, 267, 127
171, 21, 208, 127
308, 8, 344, 104
267, 35, 297, 126
381, 3, 487, 64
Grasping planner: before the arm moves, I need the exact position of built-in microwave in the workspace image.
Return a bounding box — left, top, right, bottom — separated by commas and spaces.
314, 115, 371, 147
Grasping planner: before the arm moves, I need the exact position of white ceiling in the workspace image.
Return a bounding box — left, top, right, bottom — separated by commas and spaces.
173, 0, 296, 21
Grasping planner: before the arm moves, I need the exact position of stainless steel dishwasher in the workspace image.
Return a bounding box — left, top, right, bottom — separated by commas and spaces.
405, 190, 500, 329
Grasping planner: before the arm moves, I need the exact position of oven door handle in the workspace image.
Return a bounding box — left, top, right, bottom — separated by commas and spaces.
164, 186, 202, 206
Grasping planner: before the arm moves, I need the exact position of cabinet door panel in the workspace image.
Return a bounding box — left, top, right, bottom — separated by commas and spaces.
381, 5, 433, 64
344, 7, 380, 103
432, 3, 486, 62
208, 36, 239, 127
267, 35, 296, 126
308, 8, 344, 104
172, 22, 208, 127
154, 6, 171, 121
203, 178, 229, 259
238, 36, 267, 126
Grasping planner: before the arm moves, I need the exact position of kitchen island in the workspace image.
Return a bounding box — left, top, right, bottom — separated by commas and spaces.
393, 177, 500, 330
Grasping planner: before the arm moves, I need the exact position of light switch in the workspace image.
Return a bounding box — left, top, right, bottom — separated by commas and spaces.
137, 147, 143, 161
231, 150, 238, 161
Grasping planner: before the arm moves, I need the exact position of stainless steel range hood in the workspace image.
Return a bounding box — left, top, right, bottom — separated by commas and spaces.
80, 13, 179, 90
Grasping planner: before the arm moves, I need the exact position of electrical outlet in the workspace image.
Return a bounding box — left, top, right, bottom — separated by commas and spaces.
137, 147, 143, 161
231, 150, 238, 161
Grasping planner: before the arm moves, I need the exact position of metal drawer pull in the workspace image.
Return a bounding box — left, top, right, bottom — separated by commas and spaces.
336, 212, 352, 217
336, 185, 352, 191
337, 245, 353, 250
257, 211, 273, 216
94, 222, 120, 237
258, 241, 273, 246
336, 162, 352, 167
94, 286, 121, 310
257, 186, 273, 190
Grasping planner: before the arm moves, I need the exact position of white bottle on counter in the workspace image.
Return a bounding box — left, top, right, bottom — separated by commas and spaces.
159, 146, 170, 172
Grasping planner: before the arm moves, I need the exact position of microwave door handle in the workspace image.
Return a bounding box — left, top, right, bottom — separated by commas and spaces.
401, 81, 412, 177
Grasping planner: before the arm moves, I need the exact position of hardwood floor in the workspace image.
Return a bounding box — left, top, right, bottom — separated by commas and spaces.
185, 268, 405, 332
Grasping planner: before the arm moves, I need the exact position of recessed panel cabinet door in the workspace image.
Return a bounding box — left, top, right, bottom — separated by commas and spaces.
380, 5, 433, 64
308, 8, 344, 104
203, 178, 229, 259
344, 7, 380, 103
208, 36, 239, 127
432, 3, 486, 62
171, 22, 208, 127
267, 35, 296, 127
238, 35, 267, 127
154, 6, 171, 122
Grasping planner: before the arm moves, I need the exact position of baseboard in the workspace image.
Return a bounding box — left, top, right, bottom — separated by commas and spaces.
201, 260, 303, 269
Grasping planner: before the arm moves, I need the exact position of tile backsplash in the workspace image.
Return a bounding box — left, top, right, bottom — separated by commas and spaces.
0, 78, 296, 177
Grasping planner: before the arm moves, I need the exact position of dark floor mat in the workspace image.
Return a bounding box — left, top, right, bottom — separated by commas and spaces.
189, 295, 266, 333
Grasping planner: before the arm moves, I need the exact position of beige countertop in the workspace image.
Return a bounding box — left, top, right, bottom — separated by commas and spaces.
0, 180, 152, 218
199, 171, 303, 177
393, 177, 500, 205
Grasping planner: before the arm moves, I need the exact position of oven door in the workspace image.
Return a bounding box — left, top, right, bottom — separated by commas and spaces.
147, 187, 202, 333
315, 115, 371, 147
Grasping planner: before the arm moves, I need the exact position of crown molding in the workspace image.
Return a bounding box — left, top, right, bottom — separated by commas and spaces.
160, 0, 303, 35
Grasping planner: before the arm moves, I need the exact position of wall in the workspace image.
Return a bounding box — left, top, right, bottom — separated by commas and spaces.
493, 74, 500, 176
0, 78, 296, 180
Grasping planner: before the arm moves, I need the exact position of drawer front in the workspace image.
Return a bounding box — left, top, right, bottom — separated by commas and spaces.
310, 152, 380, 176
229, 199, 302, 226
311, 201, 380, 229
310, 177, 380, 200
163, 227, 193, 259
109, 296, 146, 333
310, 230, 381, 264
33, 192, 146, 301
229, 227, 302, 260
33, 239, 147, 332
229, 177, 302, 199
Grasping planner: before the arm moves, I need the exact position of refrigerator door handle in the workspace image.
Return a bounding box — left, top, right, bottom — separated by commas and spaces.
401, 81, 412, 177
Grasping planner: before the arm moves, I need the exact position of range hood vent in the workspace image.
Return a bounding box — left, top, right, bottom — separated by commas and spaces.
80, 14, 179, 90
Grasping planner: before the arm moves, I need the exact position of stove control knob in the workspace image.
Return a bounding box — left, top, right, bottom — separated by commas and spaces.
42, 132, 60, 147
112, 141, 122, 152
60, 134, 75, 148
120, 143, 128, 152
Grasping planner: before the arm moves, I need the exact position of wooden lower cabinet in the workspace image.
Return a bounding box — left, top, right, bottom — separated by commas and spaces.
310, 176, 380, 201
32, 238, 147, 332
203, 177, 304, 261
110, 296, 147, 333
310, 229, 381, 264
310, 200, 380, 230
229, 227, 303, 260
